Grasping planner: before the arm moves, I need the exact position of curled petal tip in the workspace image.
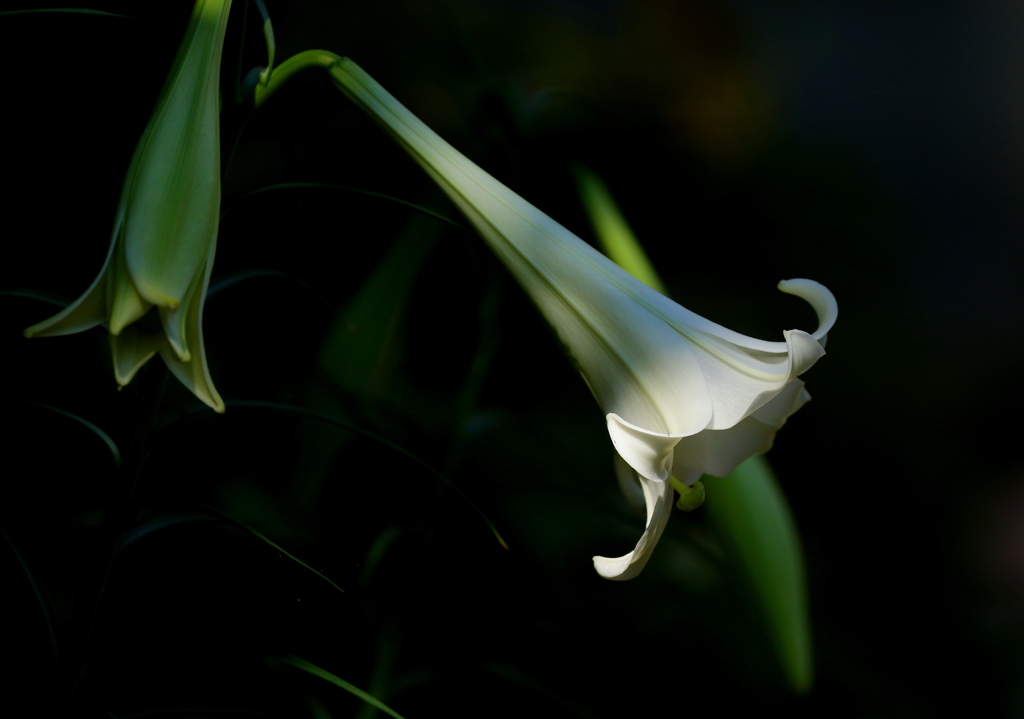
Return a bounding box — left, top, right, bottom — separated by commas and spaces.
593, 555, 641, 581
782, 329, 826, 379
777, 278, 838, 342
606, 413, 685, 482
592, 474, 674, 580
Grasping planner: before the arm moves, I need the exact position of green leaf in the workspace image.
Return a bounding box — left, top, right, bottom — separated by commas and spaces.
573, 165, 667, 294
485, 663, 601, 719
201, 505, 346, 596
319, 219, 436, 396
151, 400, 509, 549
225, 401, 509, 551
1, 525, 58, 663
206, 268, 336, 312
116, 708, 279, 718
0, 289, 71, 308
291, 216, 440, 514
31, 403, 121, 466
357, 527, 403, 590
278, 655, 407, 719
222, 182, 468, 232
115, 514, 214, 551
0, 8, 132, 18
704, 455, 813, 694
115, 510, 345, 596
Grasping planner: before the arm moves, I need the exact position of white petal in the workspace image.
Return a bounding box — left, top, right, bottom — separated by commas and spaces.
593, 473, 673, 581
613, 452, 646, 515
671, 379, 810, 479
783, 329, 826, 380
606, 412, 684, 482
778, 278, 838, 343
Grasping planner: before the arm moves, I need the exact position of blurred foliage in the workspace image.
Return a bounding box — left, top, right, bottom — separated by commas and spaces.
2, 1, 1022, 717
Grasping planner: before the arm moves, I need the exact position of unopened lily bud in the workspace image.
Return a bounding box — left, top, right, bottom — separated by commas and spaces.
25, 0, 232, 412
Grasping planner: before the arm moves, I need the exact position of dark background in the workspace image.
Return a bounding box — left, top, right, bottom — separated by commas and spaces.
2, 1, 1023, 716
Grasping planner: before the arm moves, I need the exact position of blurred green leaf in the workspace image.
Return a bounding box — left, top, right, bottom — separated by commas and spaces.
1, 525, 58, 663
573, 165, 666, 295
444, 258, 503, 472
1, 289, 71, 308
705, 455, 813, 693
354, 619, 401, 719
202, 505, 347, 595
206, 268, 336, 313
485, 663, 601, 719
116, 514, 214, 551
117, 709, 279, 718
114, 510, 345, 595
31, 402, 121, 466
0, 8, 132, 18
223, 183, 468, 232
279, 655, 407, 719
357, 526, 403, 590
319, 222, 436, 396
290, 215, 441, 511
223, 401, 509, 550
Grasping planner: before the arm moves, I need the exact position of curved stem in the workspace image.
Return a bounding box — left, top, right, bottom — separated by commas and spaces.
252, 0, 275, 85
253, 49, 342, 108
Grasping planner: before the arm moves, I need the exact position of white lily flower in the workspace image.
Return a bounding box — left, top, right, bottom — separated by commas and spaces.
329, 58, 837, 580
24, 0, 232, 412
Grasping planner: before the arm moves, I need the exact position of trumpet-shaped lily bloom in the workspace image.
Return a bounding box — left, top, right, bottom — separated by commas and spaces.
329, 58, 837, 579
24, 0, 232, 412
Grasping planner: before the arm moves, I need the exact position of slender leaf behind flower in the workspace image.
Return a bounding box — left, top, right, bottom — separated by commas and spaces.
705, 456, 813, 693
277, 655, 408, 719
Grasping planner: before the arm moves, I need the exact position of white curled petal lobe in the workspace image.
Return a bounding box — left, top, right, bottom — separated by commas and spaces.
671, 379, 810, 479
778, 278, 838, 343
606, 413, 683, 482
593, 474, 674, 581
783, 329, 826, 380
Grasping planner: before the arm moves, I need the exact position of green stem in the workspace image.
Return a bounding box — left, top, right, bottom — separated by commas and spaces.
253, 49, 342, 108
252, 0, 276, 85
